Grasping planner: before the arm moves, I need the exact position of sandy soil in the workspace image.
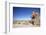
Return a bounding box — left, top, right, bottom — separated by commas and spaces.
13, 20, 40, 28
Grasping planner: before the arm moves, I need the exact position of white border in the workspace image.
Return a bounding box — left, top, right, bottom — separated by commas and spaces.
7, 3, 45, 32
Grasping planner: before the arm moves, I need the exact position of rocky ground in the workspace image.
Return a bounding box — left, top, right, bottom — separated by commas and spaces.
13, 20, 40, 28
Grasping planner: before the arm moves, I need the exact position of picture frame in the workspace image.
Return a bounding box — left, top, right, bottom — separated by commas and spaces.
5, 2, 45, 33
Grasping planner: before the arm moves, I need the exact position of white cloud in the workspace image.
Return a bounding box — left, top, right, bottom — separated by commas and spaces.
14, 17, 31, 21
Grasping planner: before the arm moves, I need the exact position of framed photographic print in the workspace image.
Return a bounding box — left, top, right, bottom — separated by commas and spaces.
6, 2, 45, 33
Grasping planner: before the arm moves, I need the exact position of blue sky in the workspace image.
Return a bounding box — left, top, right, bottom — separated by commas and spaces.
13, 7, 40, 20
